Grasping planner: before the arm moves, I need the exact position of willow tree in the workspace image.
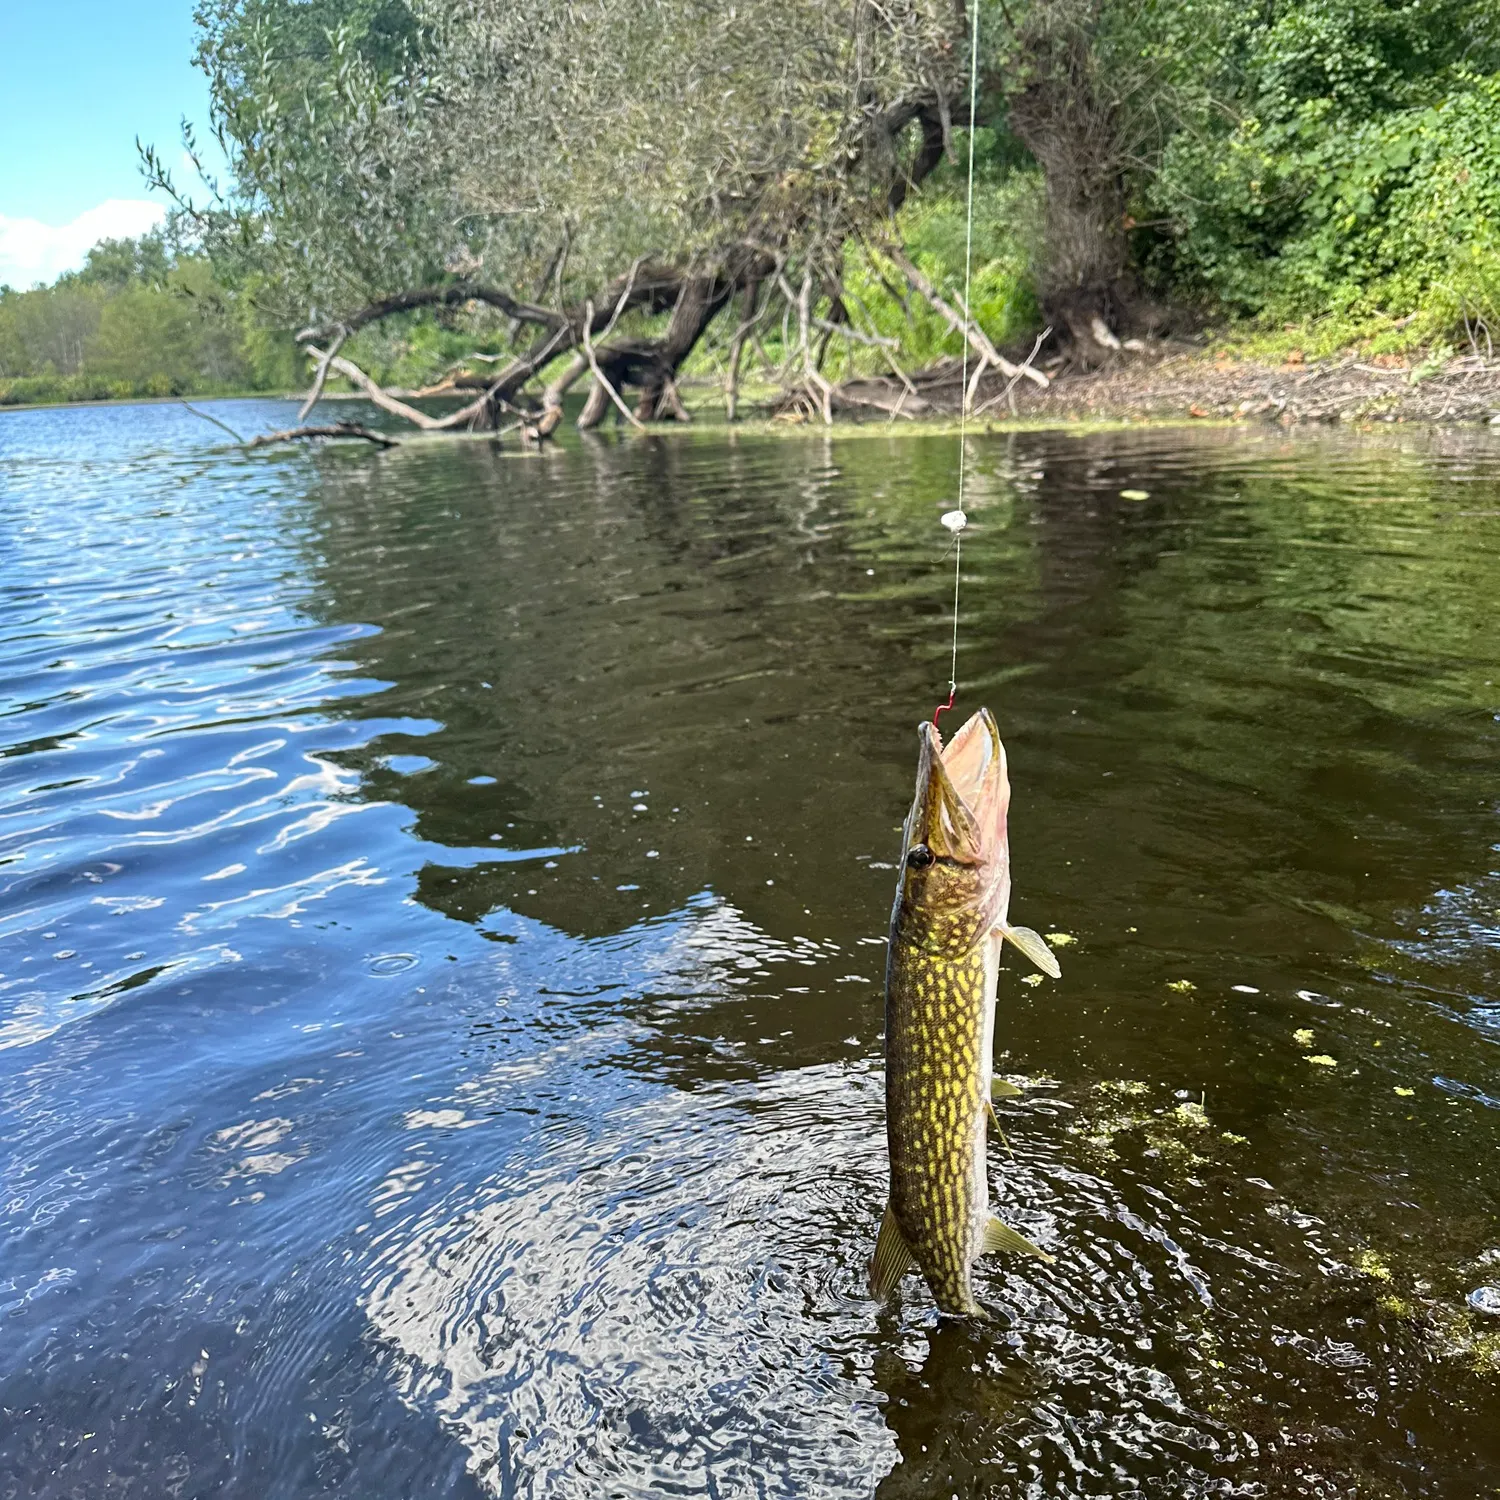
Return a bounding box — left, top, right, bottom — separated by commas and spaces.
151, 0, 1014, 426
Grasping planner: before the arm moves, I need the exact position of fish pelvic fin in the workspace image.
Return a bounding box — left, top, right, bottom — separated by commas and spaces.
998, 924, 1062, 980
983, 1215, 1056, 1264
992, 1078, 1024, 1099
869, 1202, 916, 1300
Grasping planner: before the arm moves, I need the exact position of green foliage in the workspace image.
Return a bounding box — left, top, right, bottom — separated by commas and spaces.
113, 0, 1500, 395
167, 0, 970, 323
1146, 0, 1500, 331
0, 233, 291, 406
850, 161, 1044, 368
0, 284, 106, 379
71, 234, 174, 290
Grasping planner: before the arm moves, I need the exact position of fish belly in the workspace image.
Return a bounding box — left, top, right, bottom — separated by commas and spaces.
884, 938, 993, 1313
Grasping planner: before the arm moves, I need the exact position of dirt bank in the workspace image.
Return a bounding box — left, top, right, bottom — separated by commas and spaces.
828, 343, 1500, 428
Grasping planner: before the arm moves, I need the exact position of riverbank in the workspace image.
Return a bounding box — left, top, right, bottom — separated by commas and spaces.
810, 341, 1500, 429
9, 343, 1500, 434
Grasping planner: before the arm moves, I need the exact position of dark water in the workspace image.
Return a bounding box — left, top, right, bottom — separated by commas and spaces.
2, 400, 1498, 1498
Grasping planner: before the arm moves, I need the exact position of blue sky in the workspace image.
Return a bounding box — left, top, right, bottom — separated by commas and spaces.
0, 1, 225, 285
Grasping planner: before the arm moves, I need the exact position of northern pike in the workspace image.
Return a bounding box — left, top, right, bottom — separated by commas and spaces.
870, 707, 1060, 1316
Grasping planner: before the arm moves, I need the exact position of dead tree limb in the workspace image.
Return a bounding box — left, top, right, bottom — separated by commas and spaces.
975, 326, 1053, 416
249, 422, 400, 449
298, 326, 347, 420
581, 296, 645, 429
724, 280, 764, 421
578, 260, 646, 429
304, 347, 492, 430
884, 245, 1050, 393
778, 271, 834, 425
812, 317, 900, 350
178, 399, 246, 443
297, 283, 564, 345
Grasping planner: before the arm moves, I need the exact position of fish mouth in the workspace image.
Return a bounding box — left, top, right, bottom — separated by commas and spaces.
910, 708, 1009, 863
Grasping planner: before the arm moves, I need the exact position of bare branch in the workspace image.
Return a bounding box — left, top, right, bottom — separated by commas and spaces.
779, 271, 834, 425
249, 422, 400, 449
178, 400, 246, 444
305, 346, 492, 430
297, 282, 564, 346
885, 245, 1050, 390
813, 317, 901, 350
580, 298, 645, 429
298, 326, 347, 420
976, 327, 1053, 416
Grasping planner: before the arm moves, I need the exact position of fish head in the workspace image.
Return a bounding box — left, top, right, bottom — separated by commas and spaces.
896, 708, 1012, 947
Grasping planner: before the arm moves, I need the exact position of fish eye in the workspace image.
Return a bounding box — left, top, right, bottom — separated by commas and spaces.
906, 844, 935, 869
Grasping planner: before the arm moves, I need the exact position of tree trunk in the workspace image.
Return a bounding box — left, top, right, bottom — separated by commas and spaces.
1005, 2, 1132, 362
577, 270, 737, 427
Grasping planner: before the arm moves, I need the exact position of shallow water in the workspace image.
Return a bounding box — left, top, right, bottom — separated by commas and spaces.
1, 400, 1498, 1498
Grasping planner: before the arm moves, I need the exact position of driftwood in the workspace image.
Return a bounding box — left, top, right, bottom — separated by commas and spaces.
249, 421, 400, 449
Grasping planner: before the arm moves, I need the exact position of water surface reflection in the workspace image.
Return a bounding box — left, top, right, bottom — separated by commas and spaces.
1, 403, 1498, 1497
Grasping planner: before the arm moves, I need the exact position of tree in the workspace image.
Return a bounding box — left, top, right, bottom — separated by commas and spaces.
153, 0, 1004, 425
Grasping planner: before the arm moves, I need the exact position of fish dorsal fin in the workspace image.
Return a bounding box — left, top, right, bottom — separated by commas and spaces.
869, 1202, 916, 1300
997, 924, 1061, 980
982, 1216, 1055, 1264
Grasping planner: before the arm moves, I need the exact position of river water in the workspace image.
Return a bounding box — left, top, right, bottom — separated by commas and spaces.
1, 400, 1498, 1498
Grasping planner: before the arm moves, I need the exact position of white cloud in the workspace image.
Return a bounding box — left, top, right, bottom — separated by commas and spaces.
0, 199, 167, 290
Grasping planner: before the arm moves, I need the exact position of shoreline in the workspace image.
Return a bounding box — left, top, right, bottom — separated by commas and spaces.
810, 343, 1500, 430
6, 347, 1500, 432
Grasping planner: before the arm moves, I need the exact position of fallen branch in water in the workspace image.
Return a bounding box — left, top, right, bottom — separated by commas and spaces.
248, 422, 401, 449
302, 347, 491, 430
179, 399, 246, 443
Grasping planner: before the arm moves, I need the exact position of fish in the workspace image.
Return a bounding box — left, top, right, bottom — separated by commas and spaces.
870, 707, 1060, 1316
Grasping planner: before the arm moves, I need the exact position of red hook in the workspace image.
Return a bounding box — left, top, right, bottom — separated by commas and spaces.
932, 682, 955, 729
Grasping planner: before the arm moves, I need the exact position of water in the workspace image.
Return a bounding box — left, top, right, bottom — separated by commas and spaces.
2, 400, 1498, 1498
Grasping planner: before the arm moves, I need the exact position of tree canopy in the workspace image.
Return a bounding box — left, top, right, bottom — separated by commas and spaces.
117, 0, 1500, 423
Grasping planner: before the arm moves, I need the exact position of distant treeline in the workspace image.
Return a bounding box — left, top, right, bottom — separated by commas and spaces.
0, 234, 299, 406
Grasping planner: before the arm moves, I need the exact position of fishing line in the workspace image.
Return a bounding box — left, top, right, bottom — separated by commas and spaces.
933, 0, 983, 730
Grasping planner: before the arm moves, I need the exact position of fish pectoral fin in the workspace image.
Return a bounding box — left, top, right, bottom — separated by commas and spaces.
998, 924, 1062, 980
992, 1078, 1024, 1099
983, 1216, 1056, 1264
869, 1203, 916, 1300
